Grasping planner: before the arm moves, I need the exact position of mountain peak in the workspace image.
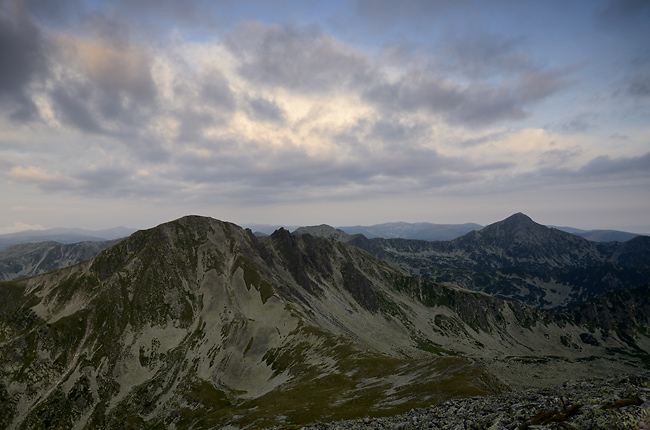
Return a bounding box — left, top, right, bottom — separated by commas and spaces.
476, 213, 545, 239
461, 212, 587, 253
500, 212, 535, 225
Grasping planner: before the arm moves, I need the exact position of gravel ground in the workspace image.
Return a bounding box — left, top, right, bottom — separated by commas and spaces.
267, 372, 650, 430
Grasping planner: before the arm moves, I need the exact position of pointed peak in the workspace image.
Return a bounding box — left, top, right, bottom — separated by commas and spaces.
477, 213, 547, 240
504, 212, 534, 223
488, 213, 541, 229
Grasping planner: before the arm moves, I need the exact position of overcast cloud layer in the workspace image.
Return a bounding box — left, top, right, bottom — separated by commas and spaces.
1, 0, 649, 233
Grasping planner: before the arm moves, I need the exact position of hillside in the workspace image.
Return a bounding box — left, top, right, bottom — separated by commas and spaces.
0, 216, 649, 429
0, 240, 120, 281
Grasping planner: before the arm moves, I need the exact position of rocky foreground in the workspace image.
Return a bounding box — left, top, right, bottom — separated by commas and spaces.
273, 372, 650, 430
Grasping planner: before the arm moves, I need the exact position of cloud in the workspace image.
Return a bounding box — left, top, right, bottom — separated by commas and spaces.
244, 95, 286, 125
596, 0, 650, 31
546, 114, 599, 134
23, 0, 84, 27
1, 1, 647, 231
436, 32, 532, 79
578, 152, 650, 178
226, 22, 371, 93
0, 221, 45, 234
9, 165, 77, 190
537, 148, 582, 168
364, 66, 567, 127
457, 129, 513, 148
0, 0, 49, 121
70, 36, 157, 101
49, 83, 104, 134
47, 33, 159, 135
627, 72, 650, 97
354, 0, 464, 28
200, 69, 236, 111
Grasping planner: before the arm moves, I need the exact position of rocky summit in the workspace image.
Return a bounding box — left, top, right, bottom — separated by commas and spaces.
0, 215, 649, 429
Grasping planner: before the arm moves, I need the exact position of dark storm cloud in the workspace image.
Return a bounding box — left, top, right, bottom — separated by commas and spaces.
0, 0, 48, 121
244, 95, 286, 125
364, 67, 567, 127
226, 22, 372, 93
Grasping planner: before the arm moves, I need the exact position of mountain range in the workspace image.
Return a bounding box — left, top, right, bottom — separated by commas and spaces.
0, 227, 135, 250
251, 221, 644, 242
296, 213, 650, 310
0, 215, 649, 429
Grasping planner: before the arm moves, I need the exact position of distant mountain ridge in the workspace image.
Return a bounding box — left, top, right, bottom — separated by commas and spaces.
558, 228, 642, 242
298, 221, 642, 242
337, 221, 483, 241
300, 213, 650, 309
0, 226, 135, 250
1, 215, 648, 428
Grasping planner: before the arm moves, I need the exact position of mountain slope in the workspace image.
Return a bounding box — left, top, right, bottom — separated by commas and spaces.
347, 213, 650, 309
0, 240, 120, 281
0, 216, 648, 429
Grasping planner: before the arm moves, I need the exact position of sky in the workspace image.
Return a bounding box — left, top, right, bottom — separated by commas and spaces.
1, 0, 649, 234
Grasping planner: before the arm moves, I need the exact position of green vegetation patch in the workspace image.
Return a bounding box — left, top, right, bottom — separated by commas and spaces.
170, 325, 505, 429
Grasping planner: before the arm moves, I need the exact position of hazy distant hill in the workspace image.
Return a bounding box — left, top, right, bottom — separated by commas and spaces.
0, 226, 135, 250
0, 215, 648, 429
553, 226, 643, 242
337, 222, 483, 241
